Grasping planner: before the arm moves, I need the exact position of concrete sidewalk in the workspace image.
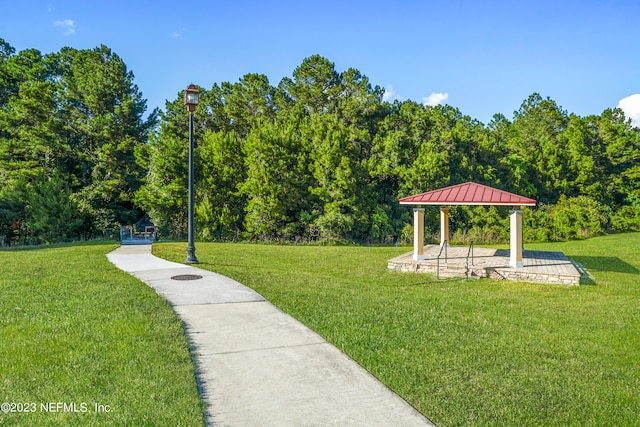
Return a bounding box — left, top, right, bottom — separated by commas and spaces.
107, 244, 433, 426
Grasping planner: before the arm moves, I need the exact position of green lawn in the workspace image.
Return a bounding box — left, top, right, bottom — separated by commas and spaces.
0, 242, 204, 426
154, 233, 640, 427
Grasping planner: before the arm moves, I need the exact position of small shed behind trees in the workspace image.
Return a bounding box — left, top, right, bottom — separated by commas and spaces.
399, 182, 537, 268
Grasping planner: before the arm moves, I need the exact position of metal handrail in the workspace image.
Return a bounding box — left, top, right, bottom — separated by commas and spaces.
436, 240, 448, 280
465, 242, 474, 279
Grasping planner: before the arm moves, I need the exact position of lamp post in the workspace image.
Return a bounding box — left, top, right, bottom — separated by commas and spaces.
184, 84, 199, 264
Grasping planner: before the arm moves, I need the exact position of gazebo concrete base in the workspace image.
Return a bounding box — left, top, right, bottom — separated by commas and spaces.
388, 245, 583, 285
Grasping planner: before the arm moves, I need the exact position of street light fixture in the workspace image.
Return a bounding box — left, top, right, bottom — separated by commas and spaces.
184, 84, 199, 264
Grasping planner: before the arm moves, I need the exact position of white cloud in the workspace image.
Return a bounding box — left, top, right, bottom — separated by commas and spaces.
383, 85, 400, 102
54, 19, 75, 35
422, 92, 449, 107
617, 94, 640, 128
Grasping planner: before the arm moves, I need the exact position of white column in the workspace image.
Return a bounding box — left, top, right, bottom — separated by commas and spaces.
413, 208, 425, 261
510, 209, 524, 268
440, 207, 449, 247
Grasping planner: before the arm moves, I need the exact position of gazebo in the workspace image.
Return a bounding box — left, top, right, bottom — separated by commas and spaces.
399, 182, 537, 268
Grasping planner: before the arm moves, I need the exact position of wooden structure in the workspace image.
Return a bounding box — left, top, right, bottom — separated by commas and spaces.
399, 182, 537, 268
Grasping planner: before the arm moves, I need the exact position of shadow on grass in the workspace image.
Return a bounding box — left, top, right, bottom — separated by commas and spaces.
572, 256, 639, 275
0, 239, 118, 252
387, 273, 470, 288
196, 261, 263, 271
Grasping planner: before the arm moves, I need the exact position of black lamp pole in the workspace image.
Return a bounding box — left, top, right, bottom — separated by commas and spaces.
184, 84, 199, 264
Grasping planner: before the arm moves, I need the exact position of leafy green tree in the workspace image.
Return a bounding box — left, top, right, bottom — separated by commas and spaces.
222, 73, 276, 137
134, 53, 640, 243
240, 119, 310, 239
278, 55, 342, 114
23, 174, 84, 244
135, 120, 188, 239
548, 195, 610, 240
0, 38, 17, 107
195, 130, 246, 240
485, 113, 518, 188
0, 44, 52, 109
451, 206, 509, 244
610, 204, 640, 231
598, 108, 640, 205
400, 105, 462, 195
559, 114, 603, 199
336, 67, 385, 139
0, 45, 64, 185
136, 84, 224, 239
306, 113, 366, 240
0, 40, 154, 244
0, 183, 27, 245
56, 45, 156, 228
367, 102, 458, 238
368, 101, 433, 196
0, 79, 64, 183
506, 93, 568, 201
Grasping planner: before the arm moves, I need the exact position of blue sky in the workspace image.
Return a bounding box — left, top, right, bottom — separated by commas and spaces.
1, 0, 639, 125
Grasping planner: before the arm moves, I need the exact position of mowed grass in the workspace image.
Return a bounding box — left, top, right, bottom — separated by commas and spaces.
154, 233, 640, 427
0, 242, 204, 426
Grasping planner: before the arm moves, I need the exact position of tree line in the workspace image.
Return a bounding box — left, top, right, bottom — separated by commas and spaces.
139, 55, 639, 244
1, 40, 639, 246
0, 39, 156, 245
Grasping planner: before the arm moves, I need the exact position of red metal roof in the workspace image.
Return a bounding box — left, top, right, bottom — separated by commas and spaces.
399, 182, 537, 206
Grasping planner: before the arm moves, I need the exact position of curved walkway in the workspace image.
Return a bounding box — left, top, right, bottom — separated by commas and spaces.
107, 244, 433, 426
